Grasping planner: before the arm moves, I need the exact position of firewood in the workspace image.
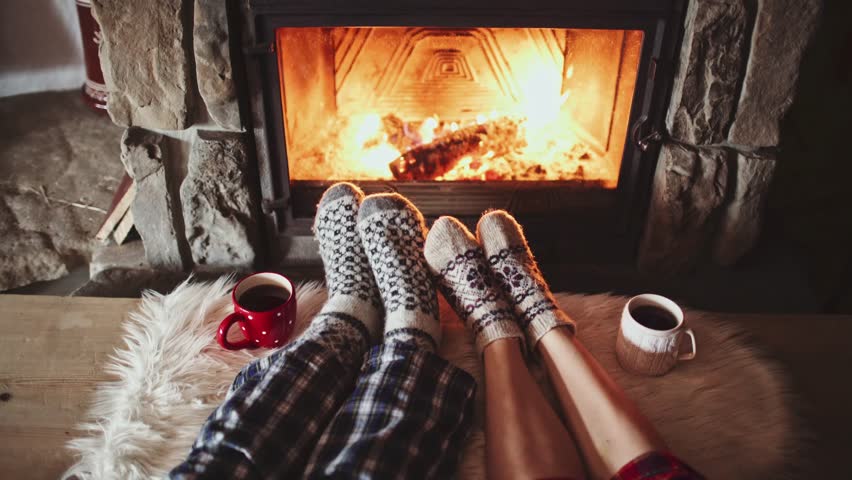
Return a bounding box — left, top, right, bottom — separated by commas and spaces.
389, 125, 485, 180
95, 174, 136, 241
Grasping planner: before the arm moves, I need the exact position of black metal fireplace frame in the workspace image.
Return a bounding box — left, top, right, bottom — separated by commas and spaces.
240, 0, 686, 266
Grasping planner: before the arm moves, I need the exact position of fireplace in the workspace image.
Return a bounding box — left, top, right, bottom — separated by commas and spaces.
88, 0, 820, 275
242, 1, 687, 265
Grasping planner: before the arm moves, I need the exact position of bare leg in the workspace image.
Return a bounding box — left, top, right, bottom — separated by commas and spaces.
484, 338, 586, 480
539, 329, 667, 478
424, 217, 585, 480
476, 210, 669, 479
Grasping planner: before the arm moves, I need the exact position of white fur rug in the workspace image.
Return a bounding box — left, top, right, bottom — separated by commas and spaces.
64, 278, 801, 479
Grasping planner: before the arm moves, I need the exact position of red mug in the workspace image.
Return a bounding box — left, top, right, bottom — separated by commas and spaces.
217, 272, 297, 350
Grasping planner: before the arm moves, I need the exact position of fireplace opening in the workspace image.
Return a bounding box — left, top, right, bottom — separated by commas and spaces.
242, 1, 686, 265
276, 27, 643, 187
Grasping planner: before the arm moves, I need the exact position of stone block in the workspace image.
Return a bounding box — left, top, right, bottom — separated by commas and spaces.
0, 195, 69, 291
120, 128, 164, 180
0, 186, 66, 292
181, 131, 259, 270
92, 0, 194, 130
666, 0, 749, 145
713, 153, 776, 265
0, 230, 68, 291
194, 0, 241, 130
90, 240, 148, 277
728, 0, 822, 146
120, 128, 187, 270
638, 142, 729, 273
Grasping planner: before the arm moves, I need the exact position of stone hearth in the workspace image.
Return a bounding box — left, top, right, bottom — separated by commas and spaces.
89, 0, 822, 274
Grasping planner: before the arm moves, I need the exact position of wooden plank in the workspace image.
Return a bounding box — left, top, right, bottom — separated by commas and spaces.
0, 295, 138, 479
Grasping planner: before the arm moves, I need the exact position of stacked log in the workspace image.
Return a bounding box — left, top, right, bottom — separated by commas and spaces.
389, 125, 486, 180
388, 117, 525, 180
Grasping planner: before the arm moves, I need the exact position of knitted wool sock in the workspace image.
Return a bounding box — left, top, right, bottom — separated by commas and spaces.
310, 183, 384, 364
357, 194, 441, 352
477, 210, 576, 349
425, 216, 524, 355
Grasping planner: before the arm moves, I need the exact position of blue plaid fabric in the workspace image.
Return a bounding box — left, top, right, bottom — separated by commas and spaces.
304, 341, 477, 479
169, 334, 362, 479
170, 336, 476, 479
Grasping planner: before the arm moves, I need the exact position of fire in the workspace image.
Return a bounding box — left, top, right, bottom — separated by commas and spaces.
294, 110, 608, 183
278, 27, 643, 188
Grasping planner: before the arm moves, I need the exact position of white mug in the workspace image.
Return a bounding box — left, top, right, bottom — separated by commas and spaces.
615, 294, 697, 376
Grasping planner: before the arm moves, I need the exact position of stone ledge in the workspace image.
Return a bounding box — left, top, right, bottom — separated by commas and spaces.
90, 240, 148, 277
92, 0, 195, 130
120, 128, 188, 271
665, 0, 749, 145
639, 142, 729, 273
194, 0, 241, 131
713, 152, 776, 265
180, 131, 259, 270
728, 0, 822, 146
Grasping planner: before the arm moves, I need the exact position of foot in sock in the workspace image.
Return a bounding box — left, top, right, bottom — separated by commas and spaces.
476, 210, 576, 349
310, 182, 384, 364
424, 216, 524, 355
357, 193, 441, 352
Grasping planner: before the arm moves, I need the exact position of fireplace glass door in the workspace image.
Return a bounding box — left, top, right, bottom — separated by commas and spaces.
276, 27, 643, 188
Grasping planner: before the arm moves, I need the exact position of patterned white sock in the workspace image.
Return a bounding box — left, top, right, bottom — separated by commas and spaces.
425, 216, 524, 355
311, 183, 384, 362
357, 194, 441, 352
477, 210, 576, 349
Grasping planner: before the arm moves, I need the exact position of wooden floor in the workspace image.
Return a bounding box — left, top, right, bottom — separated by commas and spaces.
0, 295, 138, 479
0, 294, 850, 478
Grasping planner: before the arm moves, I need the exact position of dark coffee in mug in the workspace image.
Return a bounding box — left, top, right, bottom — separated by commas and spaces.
239, 284, 291, 312
631, 305, 679, 330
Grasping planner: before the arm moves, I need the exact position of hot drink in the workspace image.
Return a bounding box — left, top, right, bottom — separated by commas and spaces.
218, 272, 297, 351
617, 294, 696, 376
631, 305, 679, 331
239, 284, 291, 312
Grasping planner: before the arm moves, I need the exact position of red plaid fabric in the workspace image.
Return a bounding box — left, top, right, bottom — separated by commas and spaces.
612, 451, 705, 480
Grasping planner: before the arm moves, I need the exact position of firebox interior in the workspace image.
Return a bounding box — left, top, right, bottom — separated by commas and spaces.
276, 27, 642, 188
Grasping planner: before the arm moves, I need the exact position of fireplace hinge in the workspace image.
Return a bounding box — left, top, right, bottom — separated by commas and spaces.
244, 42, 275, 56
630, 115, 664, 152
262, 196, 289, 214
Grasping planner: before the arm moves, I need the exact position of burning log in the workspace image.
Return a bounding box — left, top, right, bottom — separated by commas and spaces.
389, 125, 485, 180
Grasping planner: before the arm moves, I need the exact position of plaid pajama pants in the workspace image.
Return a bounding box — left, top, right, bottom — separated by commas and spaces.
169, 334, 476, 479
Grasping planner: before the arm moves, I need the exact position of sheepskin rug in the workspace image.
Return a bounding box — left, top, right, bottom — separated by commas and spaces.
64, 277, 802, 479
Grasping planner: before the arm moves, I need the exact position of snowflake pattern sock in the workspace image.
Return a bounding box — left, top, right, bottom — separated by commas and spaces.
476, 210, 576, 349
425, 216, 524, 355
357, 193, 441, 352
310, 183, 384, 363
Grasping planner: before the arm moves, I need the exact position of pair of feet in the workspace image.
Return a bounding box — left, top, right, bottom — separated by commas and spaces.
426, 212, 575, 355
312, 182, 573, 360
312, 183, 441, 357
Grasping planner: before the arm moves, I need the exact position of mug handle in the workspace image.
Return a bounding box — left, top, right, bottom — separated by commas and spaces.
217, 313, 253, 350
679, 328, 697, 361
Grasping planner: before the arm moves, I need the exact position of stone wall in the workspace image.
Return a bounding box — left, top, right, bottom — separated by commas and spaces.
639, 0, 822, 272
92, 0, 260, 272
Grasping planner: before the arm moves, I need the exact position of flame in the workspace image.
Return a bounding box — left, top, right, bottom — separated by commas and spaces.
304, 110, 610, 182
280, 27, 643, 187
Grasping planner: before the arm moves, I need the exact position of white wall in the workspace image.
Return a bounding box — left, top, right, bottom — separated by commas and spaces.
0, 0, 86, 97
